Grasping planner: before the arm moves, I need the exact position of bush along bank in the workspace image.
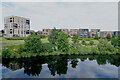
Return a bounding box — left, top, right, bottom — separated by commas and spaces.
2, 29, 120, 58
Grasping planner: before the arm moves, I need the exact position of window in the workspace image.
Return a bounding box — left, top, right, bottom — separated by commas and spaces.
10, 29, 12, 34
13, 24, 17, 28
46, 29, 48, 32
21, 31, 23, 34
10, 17, 12, 22
26, 20, 29, 24
4, 24, 7, 28
92, 34, 95, 36
26, 30, 29, 34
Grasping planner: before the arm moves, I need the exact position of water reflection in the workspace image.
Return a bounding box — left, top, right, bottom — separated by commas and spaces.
2, 55, 120, 78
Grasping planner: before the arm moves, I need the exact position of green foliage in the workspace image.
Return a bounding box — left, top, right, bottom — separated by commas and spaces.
81, 40, 86, 45
112, 34, 115, 38
48, 27, 58, 44
78, 38, 95, 41
97, 39, 115, 54
24, 36, 42, 53
118, 35, 120, 47
111, 38, 118, 47
95, 33, 99, 40
89, 40, 94, 45
88, 34, 91, 38
72, 34, 79, 44
106, 34, 111, 40
56, 31, 69, 52
6, 37, 25, 40
2, 49, 10, 58
100, 33, 104, 39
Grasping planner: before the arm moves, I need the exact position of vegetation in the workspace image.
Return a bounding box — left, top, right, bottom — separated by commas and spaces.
56, 30, 69, 52
95, 33, 99, 40
106, 34, 111, 40
1, 28, 120, 58
48, 27, 58, 45
24, 36, 42, 53
89, 40, 94, 45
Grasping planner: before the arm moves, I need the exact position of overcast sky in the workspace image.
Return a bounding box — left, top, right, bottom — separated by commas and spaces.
1, 1, 119, 31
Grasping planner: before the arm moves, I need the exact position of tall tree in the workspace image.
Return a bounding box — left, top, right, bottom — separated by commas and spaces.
72, 34, 79, 44
48, 27, 58, 44
56, 31, 69, 52
95, 33, 99, 40
118, 35, 120, 47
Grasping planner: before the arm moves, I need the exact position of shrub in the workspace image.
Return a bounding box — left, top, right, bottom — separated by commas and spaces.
78, 38, 94, 41
89, 41, 94, 45
6, 37, 25, 40
81, 40, 86, 45
95, 33, 99, 40
56, 31, 69, 52
24, 36, 42, 53
2, 49, 10, 58
111, 38, 118, 47
97, 39, 115, 54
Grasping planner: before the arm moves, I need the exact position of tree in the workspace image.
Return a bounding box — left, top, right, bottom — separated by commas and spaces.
88, 34, 91, 38
97, 39, 115, 53
106, 34, 111, 40
56, 31, 69, 52
118, 35, 120, 47
112, 34, 115, 38
48, 27, 58, 44
95, 33, 99, 40
72, 34, 79, 44
111, 38, 118, 47
100, 33, 104, 39
24, 36, 42, 53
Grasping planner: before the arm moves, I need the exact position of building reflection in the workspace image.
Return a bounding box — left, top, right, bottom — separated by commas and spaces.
2, 55, 120, 77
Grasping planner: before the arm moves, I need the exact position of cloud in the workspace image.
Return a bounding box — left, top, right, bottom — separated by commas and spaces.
1, 2, 118, 31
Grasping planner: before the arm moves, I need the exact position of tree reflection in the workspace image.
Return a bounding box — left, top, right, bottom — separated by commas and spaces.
71, 59, 79, 68
2, 55, 120, 77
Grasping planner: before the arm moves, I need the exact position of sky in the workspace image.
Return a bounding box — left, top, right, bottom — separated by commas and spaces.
0, 0, 119, 31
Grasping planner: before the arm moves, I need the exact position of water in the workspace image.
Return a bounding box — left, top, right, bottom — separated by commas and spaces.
1, 55, 120, 78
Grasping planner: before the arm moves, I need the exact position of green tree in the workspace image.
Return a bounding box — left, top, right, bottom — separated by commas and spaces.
88, 34, 91, 38
100, 33, 104, 39
72, 34, 79, 44
24, 36, 42, 53
95, 33, 99, 40
111, 38, 118, 47
97, 39, 115, 54
56, 31, 69, 52
118, 35, 120, 47
48, 27, 58, 44
106, 34, 111, 40
112, 34, 115, 38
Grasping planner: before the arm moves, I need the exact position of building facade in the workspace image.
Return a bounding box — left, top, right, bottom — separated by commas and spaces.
113, 31, 120, 37
4, 16, 30, 37
78, 29, 89, 38
42, 29, 51, 36
90, 29, 100, 38
69, 29, 78, 37
61, 29, 69, 34
100, 31, 113, 38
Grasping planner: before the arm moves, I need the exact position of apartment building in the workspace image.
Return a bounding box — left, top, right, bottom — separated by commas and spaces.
78, 29, 89, 38
61, 29, 69, 34
4, 16, 30, 37
113, 31, 120, 37
69, 29, 78, 37
100, 31, 113, 38
90, 29, 100, 38
42, 29, 51, 36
